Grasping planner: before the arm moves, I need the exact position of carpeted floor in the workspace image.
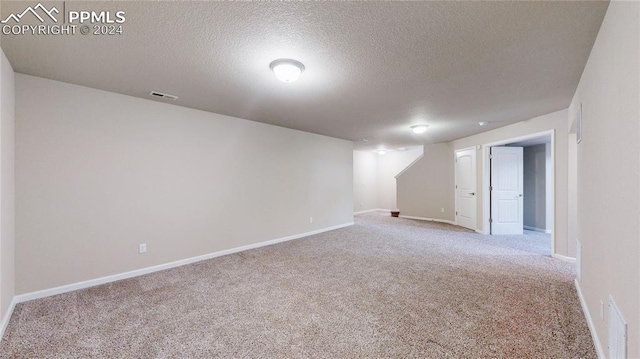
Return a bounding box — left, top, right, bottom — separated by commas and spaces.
0, 212, 595, 358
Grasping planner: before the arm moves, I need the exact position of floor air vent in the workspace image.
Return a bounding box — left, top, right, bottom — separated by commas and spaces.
149, 91, 178, 100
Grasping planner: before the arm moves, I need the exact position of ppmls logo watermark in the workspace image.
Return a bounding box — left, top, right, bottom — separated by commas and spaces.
2, 2, 126, 36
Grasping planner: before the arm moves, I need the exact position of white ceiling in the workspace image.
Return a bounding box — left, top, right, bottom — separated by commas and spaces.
0, 1, 608, 150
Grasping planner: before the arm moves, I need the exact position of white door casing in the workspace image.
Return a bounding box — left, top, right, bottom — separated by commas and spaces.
455, 148, 476, 231
490, 146, 524, 235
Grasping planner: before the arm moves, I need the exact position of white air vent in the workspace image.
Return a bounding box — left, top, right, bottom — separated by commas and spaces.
149, 91, 178, 100
608, 296, 627, 359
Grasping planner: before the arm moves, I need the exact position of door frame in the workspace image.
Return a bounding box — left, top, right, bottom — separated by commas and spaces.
454, 146, 477, 231
480, 130, 555, 253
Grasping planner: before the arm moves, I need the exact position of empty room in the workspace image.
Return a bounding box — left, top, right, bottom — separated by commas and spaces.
0, 1, 638, 358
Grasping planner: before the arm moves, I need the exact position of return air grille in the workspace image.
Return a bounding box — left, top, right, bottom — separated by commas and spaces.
149, 91, 178, 100
608, 296, 627, 359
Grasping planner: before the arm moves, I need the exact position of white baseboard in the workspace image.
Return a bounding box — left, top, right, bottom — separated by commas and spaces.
552, 253, 577, 263
524, 225, 551, 233
575, 279, 605, 358
13, 222, 354, 305
0, 297, 18, 339
354, 208, 392, 215
398, 215, 456, 226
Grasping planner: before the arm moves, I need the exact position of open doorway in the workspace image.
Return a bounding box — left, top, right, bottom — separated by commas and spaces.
481, 130, 554, 255
505, 136, 552, 235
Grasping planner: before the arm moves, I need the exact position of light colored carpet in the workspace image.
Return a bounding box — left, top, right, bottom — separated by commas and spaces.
0, 212, 595, 358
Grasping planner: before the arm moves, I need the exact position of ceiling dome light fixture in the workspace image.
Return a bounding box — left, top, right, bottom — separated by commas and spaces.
478, 121, 488, 126
377, 150, 387, 155
270, 59, 305, 83
411, 125, 428, 134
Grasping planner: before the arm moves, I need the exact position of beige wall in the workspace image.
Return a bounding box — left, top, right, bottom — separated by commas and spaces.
353, 151, 378, 212
546, 142, 553, 236
0, 50, 15, 323
567, 135, 577, 256
397, 143, 454, 221
569, 1, 639, 357
378, 147, 423, 210
353, 147, 422, 212
452, 110, 569, 254
398, 110, 570, 255
15, 74, 354, 294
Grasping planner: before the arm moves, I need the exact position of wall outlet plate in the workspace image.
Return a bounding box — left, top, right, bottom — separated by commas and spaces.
139, 243, 147, 254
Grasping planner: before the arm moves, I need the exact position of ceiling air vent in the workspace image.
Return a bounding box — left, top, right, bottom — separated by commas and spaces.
149, 91, 178, 100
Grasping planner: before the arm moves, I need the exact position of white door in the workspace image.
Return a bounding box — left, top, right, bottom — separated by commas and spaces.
455, 148, 476, 231
490, 146, 524, 235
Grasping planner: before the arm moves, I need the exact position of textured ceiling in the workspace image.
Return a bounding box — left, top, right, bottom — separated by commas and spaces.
1, 1, 608, 150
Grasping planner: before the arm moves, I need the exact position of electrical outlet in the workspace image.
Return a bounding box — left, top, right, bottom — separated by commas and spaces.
139, 243, 147, 254
600, 300, 604, 320
309, 217, 313, 223
441, 208, 445, 213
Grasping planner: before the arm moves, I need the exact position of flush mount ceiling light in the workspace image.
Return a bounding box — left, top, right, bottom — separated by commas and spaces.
377, 150, 387, 155
478, 121, 488, 126
269, 59, 305, 83
411, 125, 428, 134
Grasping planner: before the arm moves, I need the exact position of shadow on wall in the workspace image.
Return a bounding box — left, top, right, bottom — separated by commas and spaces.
353, 147, 423, 213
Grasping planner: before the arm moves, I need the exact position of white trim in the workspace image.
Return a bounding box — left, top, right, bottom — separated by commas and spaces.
13, 222, 354, 304
524, 225, 551, 233
353, 208, 391, 215
575, 279, 605, 359
0, 297, 18, 339
456, 146, 477, 152
398, 215, 456, 226
552, 253, 576, 263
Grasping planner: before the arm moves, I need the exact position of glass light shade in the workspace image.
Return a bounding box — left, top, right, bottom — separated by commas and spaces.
377, 150, 387, 155
411, 125, 428, 134
270, 59, 305, 83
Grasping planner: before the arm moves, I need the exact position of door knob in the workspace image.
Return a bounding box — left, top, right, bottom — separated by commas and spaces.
469, 192, 475, 196
516, 194, 523, 198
